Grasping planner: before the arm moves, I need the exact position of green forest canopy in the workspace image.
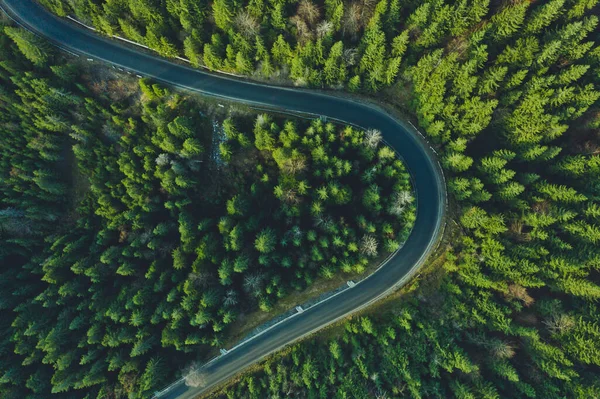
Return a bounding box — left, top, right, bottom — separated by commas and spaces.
1, 0, 600, 397
0, 23, 413, 397
39, 0, 596, 91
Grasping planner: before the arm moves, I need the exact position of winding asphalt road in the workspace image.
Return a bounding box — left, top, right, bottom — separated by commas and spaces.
0, 1, 446, 397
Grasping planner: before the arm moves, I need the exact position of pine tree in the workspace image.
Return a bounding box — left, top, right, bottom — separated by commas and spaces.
4, 27, 53, 66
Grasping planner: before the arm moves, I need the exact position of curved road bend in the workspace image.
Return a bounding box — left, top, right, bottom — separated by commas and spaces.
1, 1, 446, 397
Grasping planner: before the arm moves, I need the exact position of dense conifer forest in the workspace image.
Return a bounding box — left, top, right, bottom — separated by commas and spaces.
189, 0, 600, 397
0, 21, 414, 397
0, 0, 599, 397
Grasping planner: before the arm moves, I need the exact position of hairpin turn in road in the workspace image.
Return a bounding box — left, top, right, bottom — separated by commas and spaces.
0, 1, 446, 397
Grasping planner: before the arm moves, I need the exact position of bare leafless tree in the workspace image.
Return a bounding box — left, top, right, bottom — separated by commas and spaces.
291, 16, 313, 42
155, 153, 170, 166
342, 0, 378, 38
243, 273, 264, 297
360, 0, 378, 21
506, 283, 534, 306
183, 363, 208, 388
396, 190, 414, 205
343, 48, 358, 66
255, 114, 269, 128
235, 10, 259, 37
364, 129, 382, 149
316, 20, 333, 38
543, 313, 575, 335
489, 339, 516, 360
282, 156, 307, 174
388, 203, 405, 217
283, 188, 300, 204
342, 2, 362, 38
297, 0, 320, 25
388, 192, 410, 217
360, 234, 378, 257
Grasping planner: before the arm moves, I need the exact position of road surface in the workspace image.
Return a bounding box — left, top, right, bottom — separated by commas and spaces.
0, 1, 447, 397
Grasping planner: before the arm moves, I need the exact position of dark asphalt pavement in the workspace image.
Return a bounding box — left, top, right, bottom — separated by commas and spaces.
0, 1, 447, 397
